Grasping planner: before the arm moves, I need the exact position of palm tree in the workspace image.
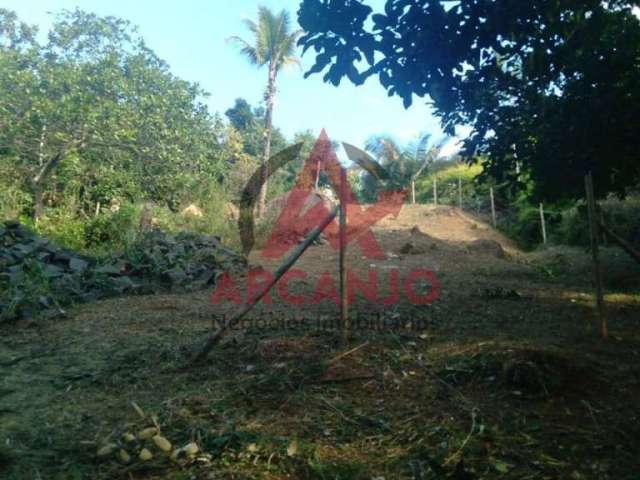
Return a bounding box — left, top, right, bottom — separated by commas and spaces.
364, 134, 445, 203
228, 7, 301, 217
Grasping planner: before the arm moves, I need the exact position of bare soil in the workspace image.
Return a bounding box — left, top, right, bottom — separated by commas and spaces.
1, 205, 639, 479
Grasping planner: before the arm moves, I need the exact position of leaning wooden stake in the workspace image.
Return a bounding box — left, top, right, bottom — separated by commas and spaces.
339, 167, 349, 342
489, 187, 497, 228
190, 206, 339, 365
585, 173, 607, 338
539, 203, 547, 245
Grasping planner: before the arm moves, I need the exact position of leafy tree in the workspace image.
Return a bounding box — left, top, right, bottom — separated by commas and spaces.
0, 9, 222, 218
228, 7, 302, 216
224, 97, 288, 159
225, 98, 255, 132
297, 0, 640, 200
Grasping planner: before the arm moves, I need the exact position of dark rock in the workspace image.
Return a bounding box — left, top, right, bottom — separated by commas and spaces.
1, 221, 247, 323
43, 264, 64, 278
94, 264, 123, 276
162, 268, 188, 285
69, 258, 89, 272
400, 242, 427, 255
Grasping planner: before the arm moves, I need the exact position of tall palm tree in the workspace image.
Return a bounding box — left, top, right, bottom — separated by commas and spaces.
228, 7, 301, 217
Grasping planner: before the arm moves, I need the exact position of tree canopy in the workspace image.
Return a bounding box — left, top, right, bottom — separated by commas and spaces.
0, 8, 225, 215
298, 0, 640, 200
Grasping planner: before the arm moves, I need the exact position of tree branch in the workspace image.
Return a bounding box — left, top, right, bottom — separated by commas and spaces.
33, 152, 63, 185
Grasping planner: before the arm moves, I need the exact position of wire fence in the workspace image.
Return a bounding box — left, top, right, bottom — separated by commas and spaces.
415, 176, 555, 246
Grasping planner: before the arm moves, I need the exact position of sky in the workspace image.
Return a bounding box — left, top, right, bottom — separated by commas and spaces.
3, 0, 453, 153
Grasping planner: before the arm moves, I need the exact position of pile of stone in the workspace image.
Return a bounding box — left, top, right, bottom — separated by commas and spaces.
0, 221, 246, 322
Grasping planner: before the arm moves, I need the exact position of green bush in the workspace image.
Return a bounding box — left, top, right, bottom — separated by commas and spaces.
0, 257, 56, 322
0, 183, 32, 220
33, 210, 87, 251
415, 161, 485, 206
84, 203, 140, 252
553, 196, 640, 247
152, 184, 241, 248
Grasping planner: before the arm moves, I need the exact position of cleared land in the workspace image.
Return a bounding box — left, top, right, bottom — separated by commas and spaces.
1, 205, 639, 479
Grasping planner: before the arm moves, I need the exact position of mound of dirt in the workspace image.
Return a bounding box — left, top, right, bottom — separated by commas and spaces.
501, 350, 588, 397
466, 238, 506, 258
264, 190, 336, 246
398, 226, 439, 255
181, 204, 203, 218
425, 205, 456, 216
439, 348, 589, 398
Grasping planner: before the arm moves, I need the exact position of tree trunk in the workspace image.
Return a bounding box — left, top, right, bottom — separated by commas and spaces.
32, 152, 63, 222
258, 64, 277, 218
33, 183, 44, 222
34, 124, 47, 222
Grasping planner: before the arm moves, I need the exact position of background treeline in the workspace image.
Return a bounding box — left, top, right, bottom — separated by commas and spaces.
415, 159, 640, 250
1, 8, 638, 256
0, 9, 314, 252
357, 134, 640, 251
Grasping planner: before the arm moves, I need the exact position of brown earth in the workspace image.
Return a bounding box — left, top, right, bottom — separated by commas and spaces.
1, 204, 639, 479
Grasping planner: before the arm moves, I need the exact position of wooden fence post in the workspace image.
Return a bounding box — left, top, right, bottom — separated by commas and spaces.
411, 180, 416, 205
539, 203, 547, 245
340, 167, 349, 342
585, 172, 607, 338
458, 177, 462, 209
489, 187, 497, 228
600, 210, 607, 247
433, 178, 438, 205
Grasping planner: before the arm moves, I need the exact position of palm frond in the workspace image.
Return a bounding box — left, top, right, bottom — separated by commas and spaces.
281, 56, 301, 70
231, 7, 301, 72
415, 133, 432, 163
226, 35, 262, 65
365, 135, 402, 163
241, 18, 259, 36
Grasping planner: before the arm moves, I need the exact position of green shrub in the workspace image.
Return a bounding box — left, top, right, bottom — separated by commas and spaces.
33, 210, 87, 251
84, 203, 140, 252
553, 196, 640, 247
503, 204, 543, 249
152, 184, 241, 248
415, 162, 485, 206
0, 258, 56, 322
0, 183, 32, 220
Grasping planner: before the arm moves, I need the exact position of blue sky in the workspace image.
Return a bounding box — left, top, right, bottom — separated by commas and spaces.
4, 0, 450, 151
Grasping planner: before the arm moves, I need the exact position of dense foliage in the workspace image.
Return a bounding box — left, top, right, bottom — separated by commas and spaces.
0, 9, 316, 253
0, 9, 231, 218
298, 0, 640, 201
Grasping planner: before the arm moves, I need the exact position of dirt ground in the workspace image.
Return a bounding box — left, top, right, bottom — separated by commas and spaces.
1, 204, 639, 479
